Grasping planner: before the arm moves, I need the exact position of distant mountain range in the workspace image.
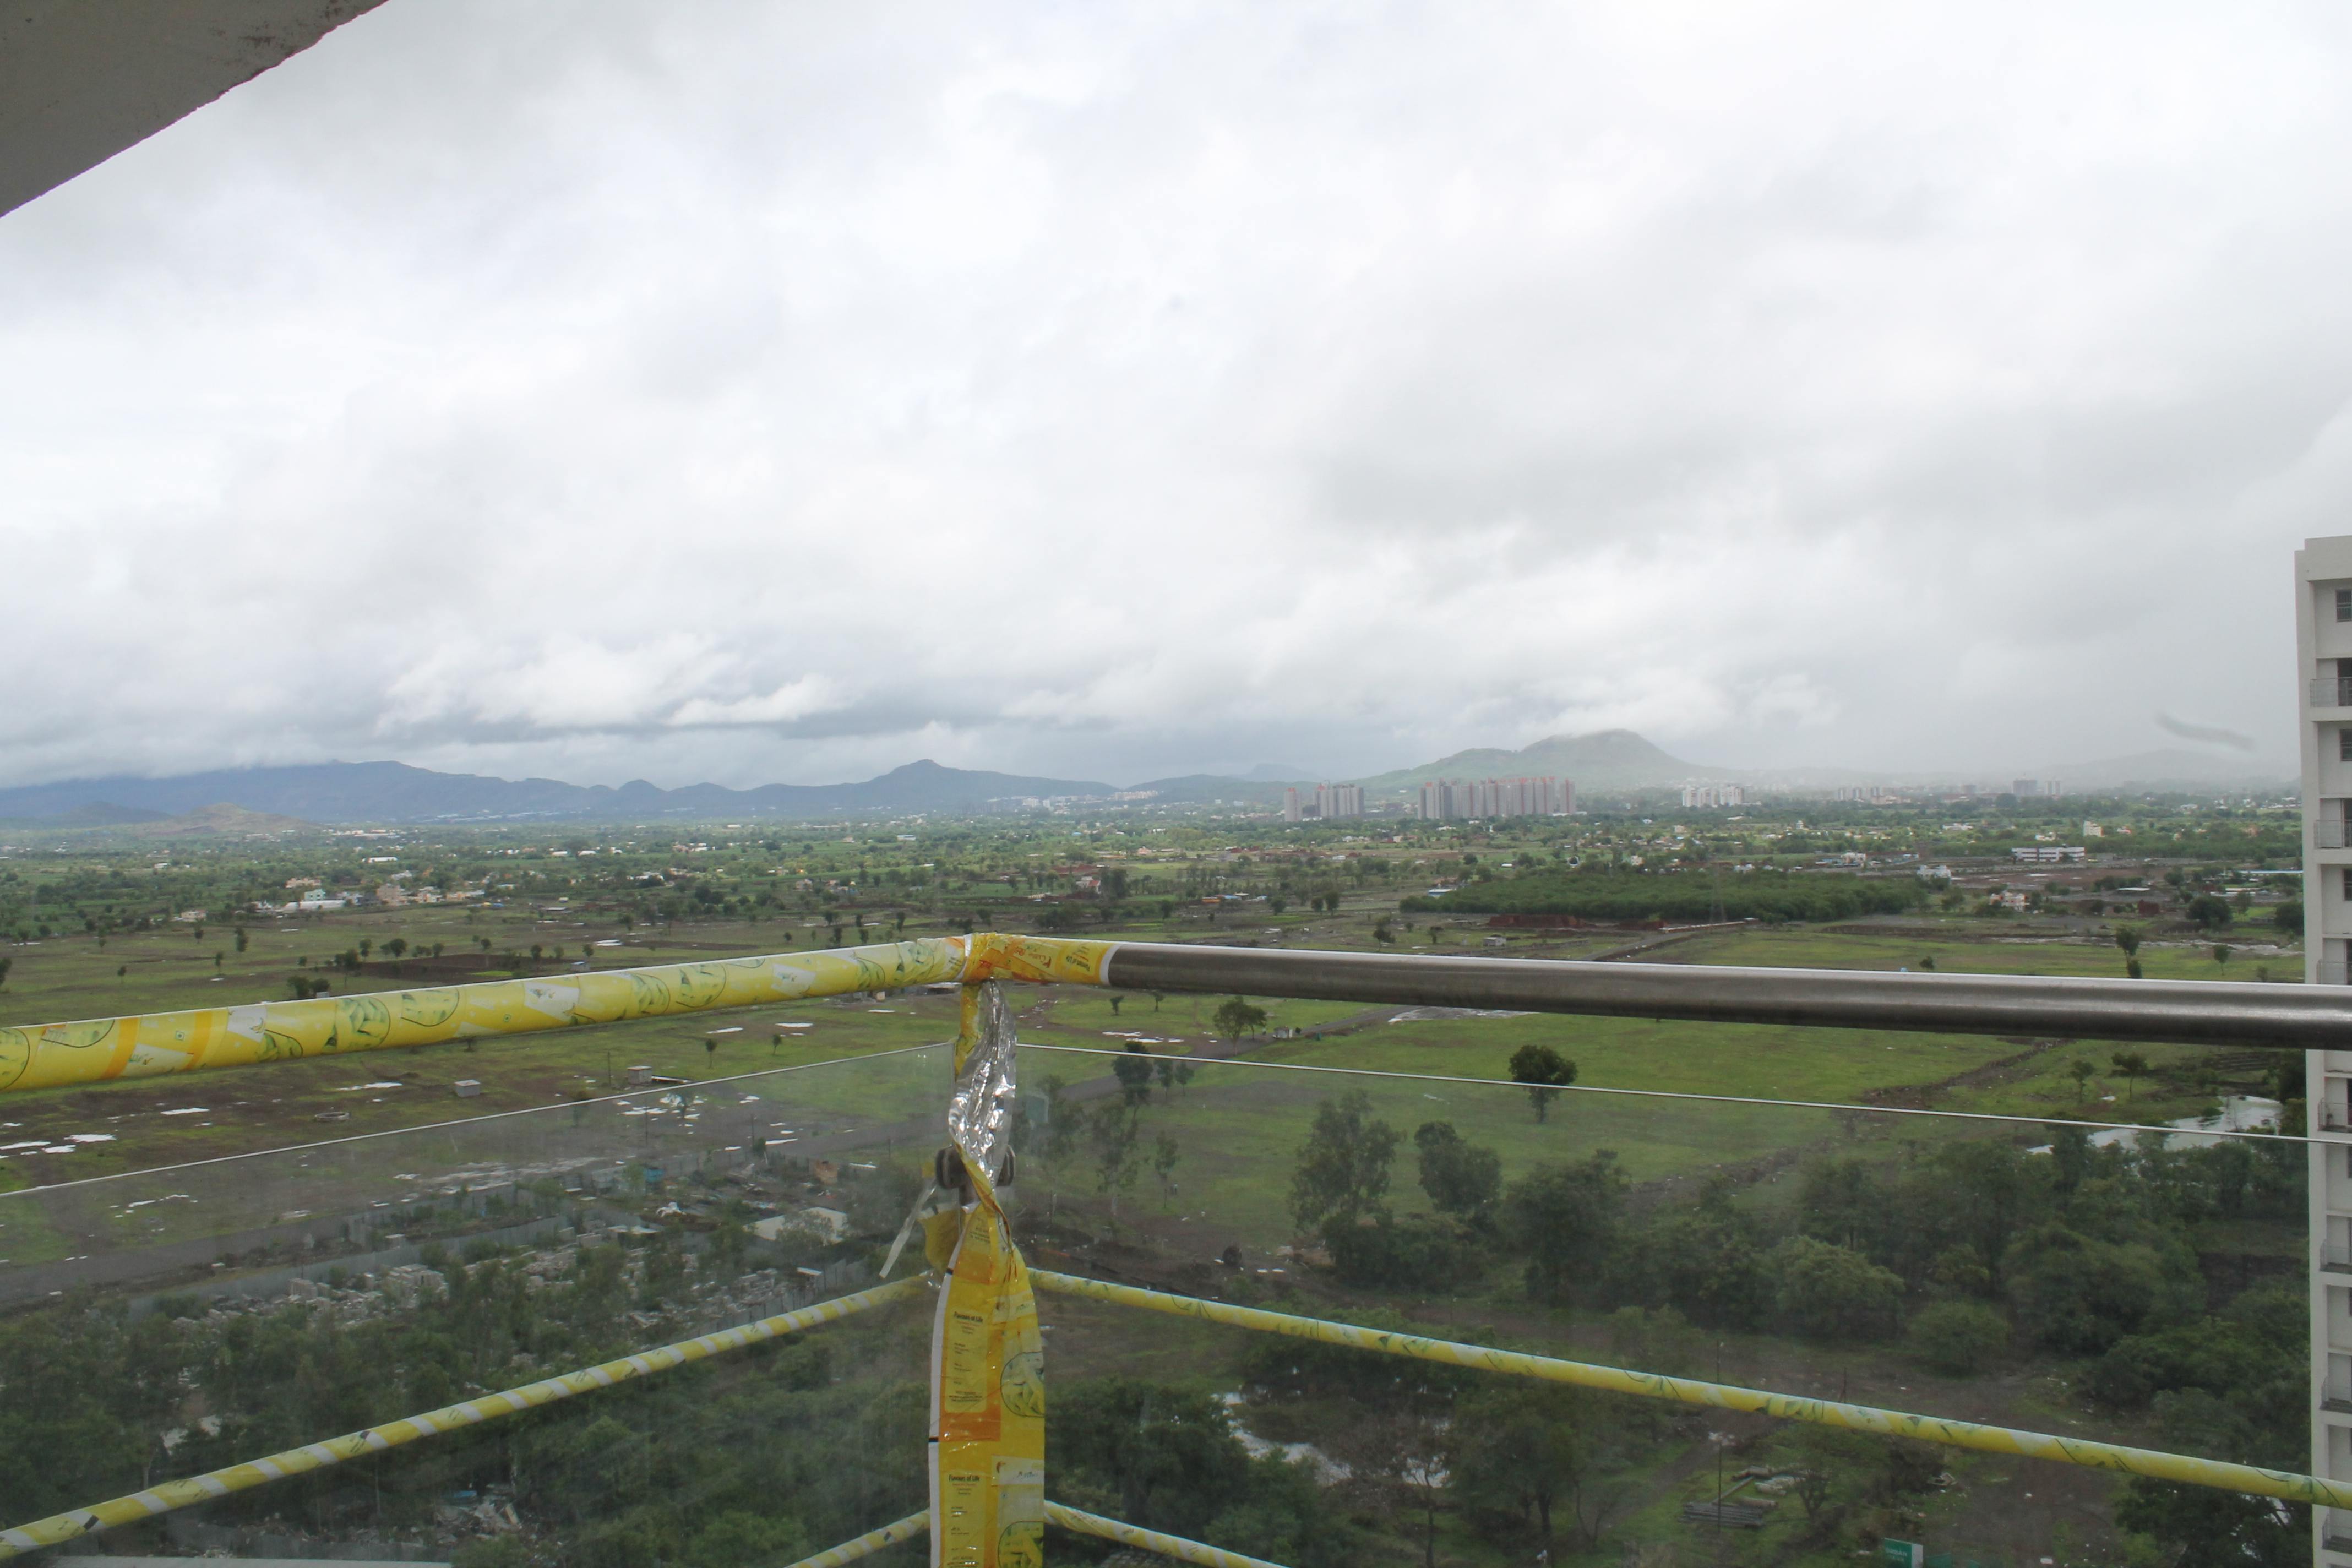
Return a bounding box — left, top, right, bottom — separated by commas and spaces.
0, 759, 1120, 829
0, 731, 2291, 830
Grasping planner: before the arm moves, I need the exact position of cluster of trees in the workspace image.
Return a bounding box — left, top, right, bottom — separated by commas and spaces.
1048, 1380, 1349, 1565
1402, 869, 1925, 923
1285, 1091, 2309, 1561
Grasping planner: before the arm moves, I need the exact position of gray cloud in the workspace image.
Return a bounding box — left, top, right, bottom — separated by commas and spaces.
0, 1, 2342, 788
2155, 713, 2257, 753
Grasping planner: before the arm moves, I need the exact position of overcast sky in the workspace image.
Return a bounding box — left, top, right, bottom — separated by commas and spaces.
4, 2, 2348, 789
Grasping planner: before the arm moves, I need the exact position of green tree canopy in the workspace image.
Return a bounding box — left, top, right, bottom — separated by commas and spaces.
1289, 1091, 1400, 1237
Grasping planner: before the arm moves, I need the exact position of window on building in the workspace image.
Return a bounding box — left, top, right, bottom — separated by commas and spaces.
2343, 866, 2352, 900
2338, 586, 2352, 620
2342, 727, 2352, 761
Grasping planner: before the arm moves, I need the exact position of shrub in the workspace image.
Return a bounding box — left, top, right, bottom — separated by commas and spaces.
1908, 1300, 2008, 1375
1768, 1236, 1902, 1341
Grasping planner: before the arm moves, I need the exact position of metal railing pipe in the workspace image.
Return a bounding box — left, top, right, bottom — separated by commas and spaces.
1033, 1271, 2352, 1509
1098, 941, 2352, 1050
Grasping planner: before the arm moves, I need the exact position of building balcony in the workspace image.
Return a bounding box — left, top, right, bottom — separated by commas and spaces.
0, 939, 2345, 1567
2323, 1102, 2352, 1133
2315, 678, 2352, 709
2321, 961, 2351, 986
2323, 820, 2350, 850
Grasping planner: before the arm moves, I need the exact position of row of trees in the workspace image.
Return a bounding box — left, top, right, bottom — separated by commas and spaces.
1403, 868, 1926, 923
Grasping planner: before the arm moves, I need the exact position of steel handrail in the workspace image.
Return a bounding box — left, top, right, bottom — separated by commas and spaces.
6, 934, 2349, 1100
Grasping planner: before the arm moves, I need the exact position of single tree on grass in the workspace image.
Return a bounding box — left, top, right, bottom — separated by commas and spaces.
1212, 996, 1268, 1041
1510, 1042, 1579, 1123
1289, 1090, 1398, 1236
2068, 1059, 2098, 1102
2110, 1049, 2151, 1103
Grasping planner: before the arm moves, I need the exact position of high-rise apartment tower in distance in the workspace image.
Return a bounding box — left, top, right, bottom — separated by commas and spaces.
2294, 535, 2352, 1562
1283, 783, 1365, 823
1415, 776, 1570, 819
1679, 782, 1750, 809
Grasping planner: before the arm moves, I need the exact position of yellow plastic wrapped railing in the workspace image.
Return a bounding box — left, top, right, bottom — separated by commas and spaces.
1032, 1272, 2352, 1511
8, 926, 2343, 1098
0, 933, 1112, 1095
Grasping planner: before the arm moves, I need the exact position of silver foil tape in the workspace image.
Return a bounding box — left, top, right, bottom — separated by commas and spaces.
946, 979, 1020, 1185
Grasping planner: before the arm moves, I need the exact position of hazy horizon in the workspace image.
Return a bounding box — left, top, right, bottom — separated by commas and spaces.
4, 4, 2345, 790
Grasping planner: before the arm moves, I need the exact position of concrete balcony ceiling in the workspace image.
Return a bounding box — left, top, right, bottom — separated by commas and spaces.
0, 0, 386, 219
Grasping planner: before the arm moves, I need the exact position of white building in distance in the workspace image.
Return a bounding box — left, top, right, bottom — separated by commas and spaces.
1416, 776, 1571, 820
2295, 533, 2352, 1562
1284, 783, 1365, 822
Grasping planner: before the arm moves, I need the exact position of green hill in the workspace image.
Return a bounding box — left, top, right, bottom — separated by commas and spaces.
1353, 728, 1734, 795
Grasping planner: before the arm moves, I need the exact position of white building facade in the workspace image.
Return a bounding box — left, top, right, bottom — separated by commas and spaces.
2296, 535, 2352, 1561
1415, 776, 1570, 820
1285, 783, 1365, 822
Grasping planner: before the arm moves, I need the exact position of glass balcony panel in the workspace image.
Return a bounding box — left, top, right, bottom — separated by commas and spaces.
2313, 677, 2352, 708
2321, 961, 2350, 986
1007, 1044, 2315, 1566
0, 1048, 946, 1562
2321, 820, 2349, 850
0, 1025, 2327, 1566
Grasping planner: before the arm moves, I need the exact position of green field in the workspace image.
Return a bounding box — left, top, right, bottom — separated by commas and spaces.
0, 897, 2296, 1191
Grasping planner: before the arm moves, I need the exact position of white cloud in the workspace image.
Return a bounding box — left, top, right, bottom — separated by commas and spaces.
1, 0, 2343, 788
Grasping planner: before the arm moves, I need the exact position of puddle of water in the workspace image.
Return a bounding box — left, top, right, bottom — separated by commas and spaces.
2029, 1095, 2284, 1153
1216, 1392, 1353, 1482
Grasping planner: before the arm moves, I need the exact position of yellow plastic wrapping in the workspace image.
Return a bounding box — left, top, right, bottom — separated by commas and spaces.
1044, 1501, 1291, 1568
928, 978, 1046, 1568
0, 938, 969, 1094
957, 932, 1114, 989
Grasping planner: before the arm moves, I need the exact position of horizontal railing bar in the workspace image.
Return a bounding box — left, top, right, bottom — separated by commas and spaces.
6, 932, 2336, 1102
0, 937, 972, 1096
1100, 941, 2349, 1050
781, 1502, 1294, 1568
1015, 1041, 2318, 1145
1047, 1500, 1292, 1567
0, 1276, 929, 1558
781, 1510, 930, 1567
1032, 1270, 2352, 1509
